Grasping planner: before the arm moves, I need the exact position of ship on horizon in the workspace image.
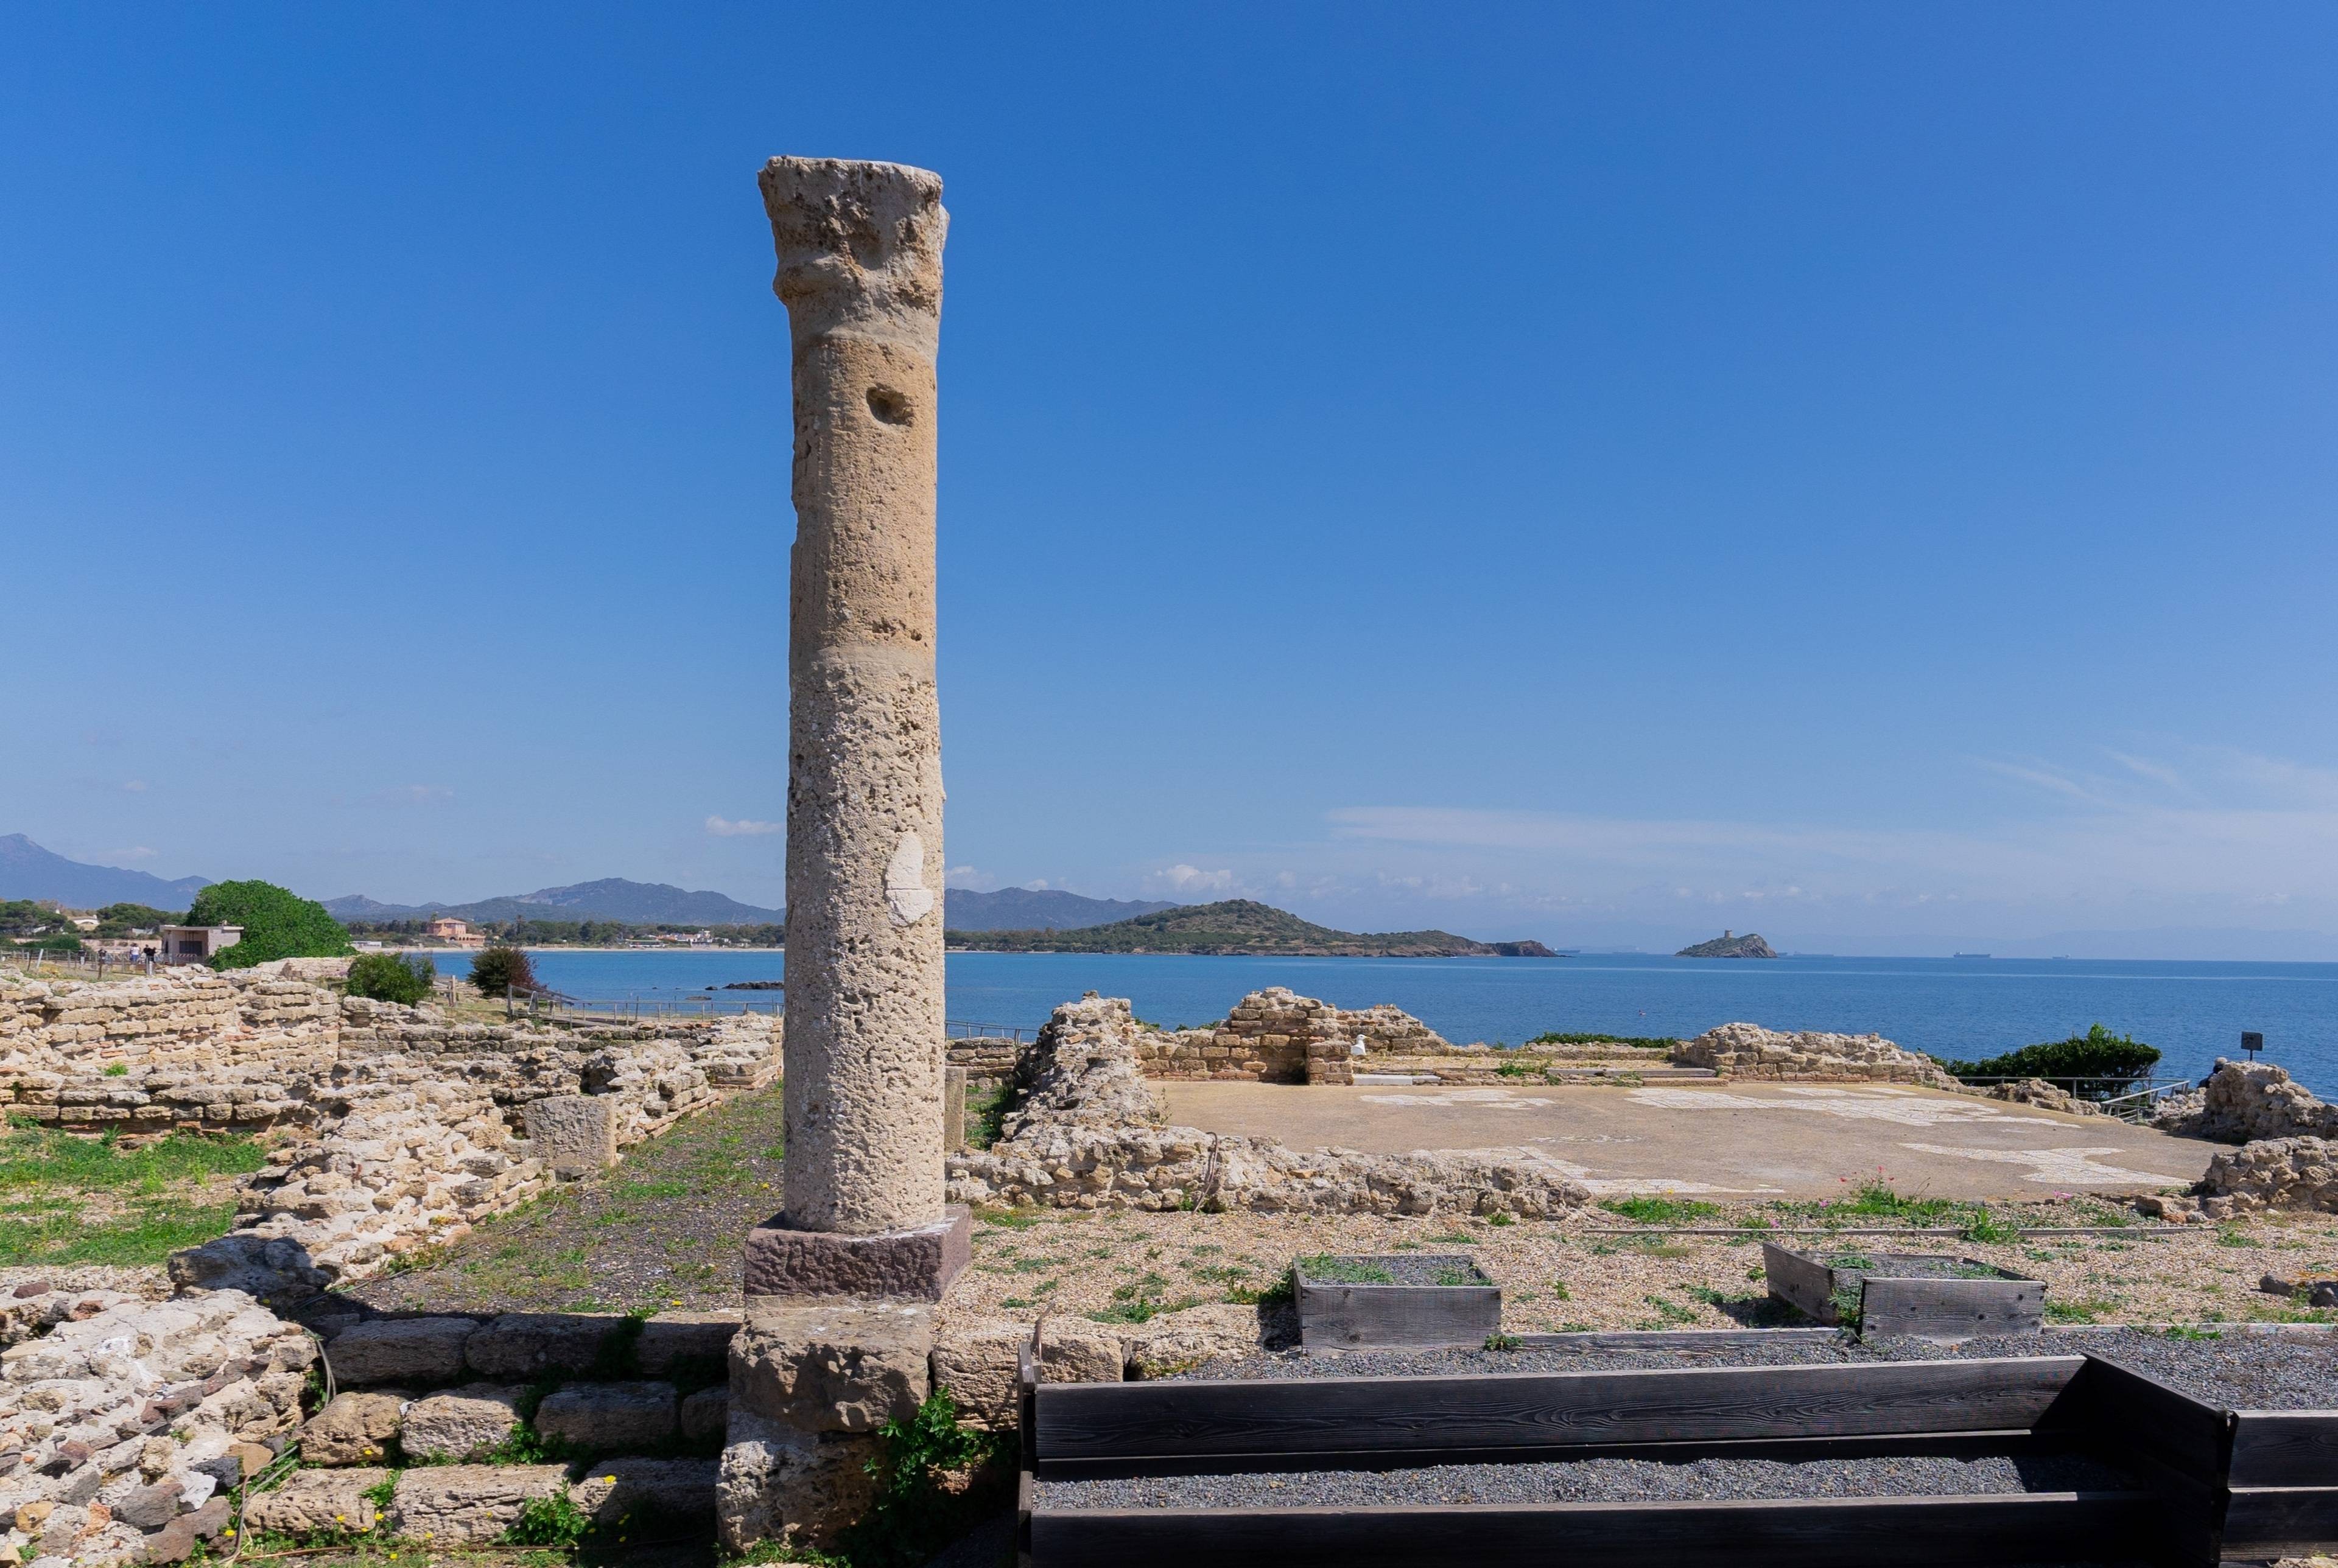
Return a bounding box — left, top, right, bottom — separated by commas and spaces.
1952, 951, 1992, 959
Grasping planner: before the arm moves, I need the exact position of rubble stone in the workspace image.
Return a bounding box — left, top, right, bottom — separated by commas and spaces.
1676, 1022, 1956, 1086
715, 1412, 878, 1553
570, 1457, 719, 1525
240, 1469, 390, 1538
327, 1317, 476, 1385
731, 1298, 931, 1434
398, 1384, 520, 1461
532, 1382, 678, 1452
387, 1464, 567, 1546
297, 1392, 404, 1466
464, 1312, 626, 1377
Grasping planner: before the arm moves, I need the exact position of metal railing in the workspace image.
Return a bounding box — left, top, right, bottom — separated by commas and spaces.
1954, 1074, 2197, 1123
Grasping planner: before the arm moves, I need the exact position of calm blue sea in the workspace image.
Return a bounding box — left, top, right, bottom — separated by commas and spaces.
419, 948, 2337, 1096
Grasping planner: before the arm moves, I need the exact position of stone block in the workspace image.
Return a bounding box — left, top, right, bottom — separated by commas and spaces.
944, 1065, 967, 1152
680, 1385, 729, 1443
328, 1317, 475, 1385
242, 1468, 390, 1537
929, 1318, 1122, 1429
298, 1392, 404, 1467
570, 1457, 719, 1525
464, 1312, 626, 1377
522, 1094, 619, 1178
634, 1311, 739, 1377
741, 1206, 971, 1300
533, 1382, 678, 1452
399, 1384, 521, 1461
731, 1297, 930, 1435
715, 1411, 878, 1554
113, 1480, 184, 1530
388, 1464, 568, 1546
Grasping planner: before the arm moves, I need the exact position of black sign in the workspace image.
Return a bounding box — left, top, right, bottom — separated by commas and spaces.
2241, 1031, 2264, 1057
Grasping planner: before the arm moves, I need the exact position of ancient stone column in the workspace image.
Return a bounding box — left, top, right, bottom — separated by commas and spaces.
742, 156, 967, 1298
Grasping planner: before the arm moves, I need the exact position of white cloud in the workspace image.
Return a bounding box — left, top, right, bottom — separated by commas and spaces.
945, 864, 989, 888
705, 815, 781, 837
1154, 864, 1237, 895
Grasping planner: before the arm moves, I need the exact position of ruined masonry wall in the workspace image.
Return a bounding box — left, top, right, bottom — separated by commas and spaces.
1129, 987, 1456, 1086
0, 964, 781, 1289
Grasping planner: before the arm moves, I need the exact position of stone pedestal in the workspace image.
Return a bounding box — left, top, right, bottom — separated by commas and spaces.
740, 1204, 970, 1301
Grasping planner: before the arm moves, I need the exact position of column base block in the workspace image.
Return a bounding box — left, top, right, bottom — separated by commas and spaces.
742, 1205, 972, 1300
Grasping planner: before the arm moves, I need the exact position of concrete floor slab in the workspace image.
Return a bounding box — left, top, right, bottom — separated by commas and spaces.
1154, 1079, 2215, 1200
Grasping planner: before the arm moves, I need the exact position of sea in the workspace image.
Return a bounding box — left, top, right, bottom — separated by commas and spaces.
417, 948, 2337, 1096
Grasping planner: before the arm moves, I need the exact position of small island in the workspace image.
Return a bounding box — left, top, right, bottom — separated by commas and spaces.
947, 898, 1557, 957
1676, 929, 1778, 959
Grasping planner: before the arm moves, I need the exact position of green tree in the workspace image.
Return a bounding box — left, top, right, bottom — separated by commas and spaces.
1939, 1024, 2161, 1098
346, 951, 435, 1006
182, 880, 354, 969
469, 943, 539, 998
96, 903, 183, 936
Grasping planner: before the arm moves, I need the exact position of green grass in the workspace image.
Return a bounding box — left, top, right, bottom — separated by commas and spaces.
1599, 1196, 1720, 1225
1296, 1255, 1395, 1284
1528, 1032, 1679, 1049
0, 1120, 264, 1266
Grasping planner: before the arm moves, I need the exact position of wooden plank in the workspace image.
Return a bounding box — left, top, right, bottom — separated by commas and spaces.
1027, 1491, 2155, 1568
2230, 1412, 2338, 1487
1297, 1277, 1502, 1350
1861, 1276, 2045, 1342
2059, 1355, 2231, 1481
2222, 1486, 2338, 1556
1762, 1241, 1840, 1325
1033, 1356, 2085, 1467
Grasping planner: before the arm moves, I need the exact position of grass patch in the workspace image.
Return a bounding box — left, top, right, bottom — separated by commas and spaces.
1528, 1032, 1678, 1049
1297, 1256, 1397, 1284
0, 1120, 262, 1266
1599, 1196, 1720, 1225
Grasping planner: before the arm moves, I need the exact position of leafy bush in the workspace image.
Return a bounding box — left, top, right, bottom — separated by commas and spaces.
183, 880, 353, 968
505, 1491, 589, 1548
1529, 1031, 1680, 1050
834, 1390, 1014, 1568
469, 943, 538, 998
1939, 1024, 2161, 1097
346, 951, 435, 1006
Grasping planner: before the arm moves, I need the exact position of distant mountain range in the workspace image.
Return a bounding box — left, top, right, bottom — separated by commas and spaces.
949, 898, 1559, 957
323, 880, 1173, 931
0, 835, 212, 910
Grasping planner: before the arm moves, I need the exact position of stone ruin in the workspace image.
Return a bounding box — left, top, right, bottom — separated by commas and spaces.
0, 962, 779, 1298
946, 995, 1589, 1217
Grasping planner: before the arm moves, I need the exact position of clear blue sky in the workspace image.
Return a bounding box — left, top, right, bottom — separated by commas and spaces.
6, 4, 2337, 957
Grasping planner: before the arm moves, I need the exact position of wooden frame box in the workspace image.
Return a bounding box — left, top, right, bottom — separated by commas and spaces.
1293, 1253, 1501, 1350
1761, 1241, 2045, 1340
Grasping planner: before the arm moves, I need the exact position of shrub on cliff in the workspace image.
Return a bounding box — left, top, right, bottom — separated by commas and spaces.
469, 942, 538, 998
346, 951, 435, 1006
184, 880, 354, 969
1939, 1024, 2161, 1097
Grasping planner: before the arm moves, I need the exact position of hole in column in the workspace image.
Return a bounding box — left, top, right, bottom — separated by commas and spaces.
866, 386, 915, 425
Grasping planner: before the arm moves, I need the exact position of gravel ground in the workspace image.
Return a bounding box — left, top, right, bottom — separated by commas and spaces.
941, 1203, 2338, 1335
1297, 1253, 1487, 1286
1037, 1451, 2138, 1510
1178, 1328, 2338, 1410
344, 1082, 786, 1315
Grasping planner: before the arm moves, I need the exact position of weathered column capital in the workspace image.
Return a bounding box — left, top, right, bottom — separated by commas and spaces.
757, 157, 947, 355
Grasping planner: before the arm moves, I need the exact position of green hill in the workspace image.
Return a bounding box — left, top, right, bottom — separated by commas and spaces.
946, 898, 1554, 957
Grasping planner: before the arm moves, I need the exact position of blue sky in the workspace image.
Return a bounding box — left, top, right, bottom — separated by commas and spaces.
5, 4, 2337, 957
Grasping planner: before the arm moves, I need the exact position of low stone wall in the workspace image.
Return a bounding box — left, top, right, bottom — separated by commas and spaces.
947, 995, 1588, 1218
0, 1285, 314, 1567
1129, 988, 1456, 1085
0, 964, 782, 1295
1676, 1021, 1957, 1086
